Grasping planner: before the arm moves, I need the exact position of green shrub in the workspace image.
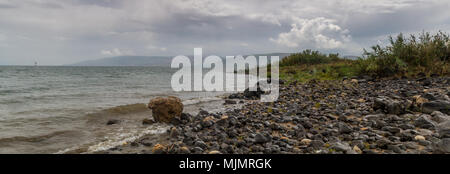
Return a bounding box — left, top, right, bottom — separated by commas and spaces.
280, 49, 342, 66
357, 31, 450, 77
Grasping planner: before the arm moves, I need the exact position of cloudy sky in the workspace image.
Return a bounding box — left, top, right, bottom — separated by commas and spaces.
0, 0, 449, 65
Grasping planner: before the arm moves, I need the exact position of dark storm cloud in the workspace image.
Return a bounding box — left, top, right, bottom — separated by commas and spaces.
0, 0, 449, 65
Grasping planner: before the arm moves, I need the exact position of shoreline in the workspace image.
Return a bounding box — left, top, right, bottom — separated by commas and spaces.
98, 76, 450, 154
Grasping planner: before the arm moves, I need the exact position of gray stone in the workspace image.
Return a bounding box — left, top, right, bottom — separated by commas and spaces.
437, 121, 450, 138
422, 100, 450, 114
254, 133, 271, 143
431, 111, 450, 123
414, 115, 436, 129
337, 122, 353, 134
433, 138, 450, 153
374, 96, 405, 114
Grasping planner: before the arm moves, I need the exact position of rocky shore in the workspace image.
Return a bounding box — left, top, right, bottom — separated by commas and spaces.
101, 76, 450, 154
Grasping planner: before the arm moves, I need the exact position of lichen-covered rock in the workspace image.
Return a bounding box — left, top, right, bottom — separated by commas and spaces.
148, 96, 183, 123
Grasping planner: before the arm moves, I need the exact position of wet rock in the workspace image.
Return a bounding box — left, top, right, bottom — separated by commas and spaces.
148, 96, 183, 123
224, 100, 237, 105
170, 127, 179, 138
142, 118, 156, 125
106, 119, 120, 125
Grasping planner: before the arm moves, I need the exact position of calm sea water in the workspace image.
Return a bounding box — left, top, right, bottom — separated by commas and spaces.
0, 66, 243, 153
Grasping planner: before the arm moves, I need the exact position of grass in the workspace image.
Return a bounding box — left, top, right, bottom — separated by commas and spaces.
280, 58, 358, 83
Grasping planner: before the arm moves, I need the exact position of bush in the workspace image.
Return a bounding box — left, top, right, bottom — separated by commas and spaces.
280, 49, 341, 66
357, 31, 450, 77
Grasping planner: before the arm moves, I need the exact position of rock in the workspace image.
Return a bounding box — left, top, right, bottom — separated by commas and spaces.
422, 78, 432, 86
331, 142, 352, 152
433, 138, 450, 153
224, 100, 237, 105
169, 127, 179, 138
193, 147, 204, 154
431, 111, 450, 123
106, 119, 120, 125
152, 144, 166, 154
208, 150, 222, 154
139, 138, 154, 147
254, 133, 271, 143
418, 140, 431, 146
414, 135, 426, 141
412, 95, 429, 107
374, 96, 405, 114
300, 139, 312, 146
201, 116, 215, 128
195, 140, 208, 149
243, 82, 265, 99
423, 93, 437, 101
414, 115, 436, 129
179, 146, 191, 154
422, 100, 450, 114
353, 145, 362, 154
309, 140, 324, 149
337, 122, 353, 134
387, 145, 404, 153
382, 126, 401, 134
180, 113, 192, 121
437, 121, 450, 138
142, 118, 155, 125
376, 139, 392, 149
148, 96, 183, 123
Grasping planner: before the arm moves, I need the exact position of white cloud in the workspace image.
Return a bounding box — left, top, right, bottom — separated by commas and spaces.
270, 17, 351, 49
100, 48, 135, 56
146, 45, 167, 52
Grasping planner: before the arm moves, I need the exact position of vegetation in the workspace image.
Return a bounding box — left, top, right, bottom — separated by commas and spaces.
356, 31, 450, 77
280, 49, 340, 66
278, 31, 450, 83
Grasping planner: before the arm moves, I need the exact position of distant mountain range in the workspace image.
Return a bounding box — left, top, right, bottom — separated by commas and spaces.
68, 53, 292, 67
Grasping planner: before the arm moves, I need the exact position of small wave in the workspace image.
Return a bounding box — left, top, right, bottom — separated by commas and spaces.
102, 103, 148, 115
182, 96, 224, 106
56, 125, 169, 154
0, 130, 78, 144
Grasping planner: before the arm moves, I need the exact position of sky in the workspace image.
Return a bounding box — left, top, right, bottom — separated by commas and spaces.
0, 0, 449, 65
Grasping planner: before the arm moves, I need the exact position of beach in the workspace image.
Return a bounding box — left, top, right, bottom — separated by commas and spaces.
100, 75, 450, 154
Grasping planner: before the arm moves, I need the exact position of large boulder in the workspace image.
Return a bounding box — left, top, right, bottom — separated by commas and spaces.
148, 96, 183, 123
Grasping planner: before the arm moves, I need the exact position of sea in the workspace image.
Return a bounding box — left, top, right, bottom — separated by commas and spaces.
0, 66, 248, 154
